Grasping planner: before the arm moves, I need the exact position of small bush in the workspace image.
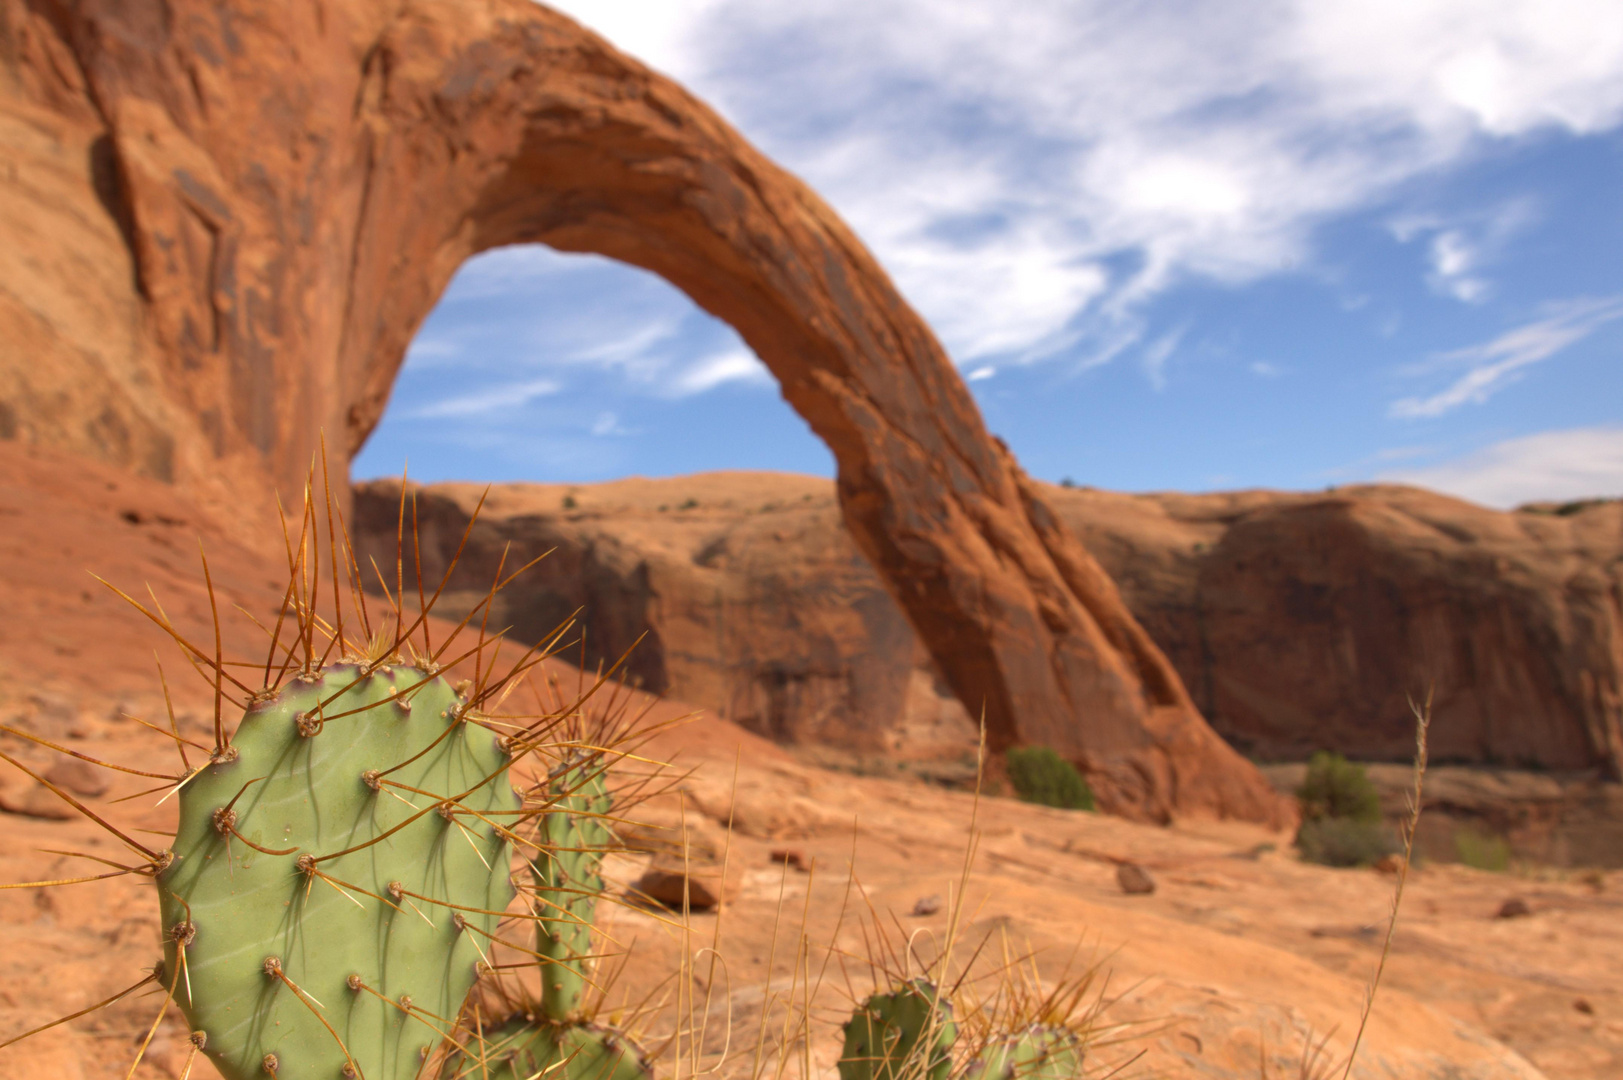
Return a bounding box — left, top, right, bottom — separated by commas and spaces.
1005, 746, 1094, 811
679, 497, 699, 510
1296, 816, 1398, 868
562, 494, 577, 510
1295, 753, 1393, 867
1297, 751, 1382, 824
1455, 827, 1512, 872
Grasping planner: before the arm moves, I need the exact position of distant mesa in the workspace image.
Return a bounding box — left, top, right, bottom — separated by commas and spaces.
353, 473, 1623, 788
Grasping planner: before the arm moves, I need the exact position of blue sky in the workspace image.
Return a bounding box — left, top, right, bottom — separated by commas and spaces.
354, 0, 1623, 508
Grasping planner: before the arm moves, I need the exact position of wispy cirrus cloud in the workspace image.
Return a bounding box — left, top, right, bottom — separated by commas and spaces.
1389, 197, 1538, 303
550, 0, 1623, 370
406, 376, 560, 419
1382, 425, 1623, 507
668, 349, 772, 396
1389, 295, 1623, 419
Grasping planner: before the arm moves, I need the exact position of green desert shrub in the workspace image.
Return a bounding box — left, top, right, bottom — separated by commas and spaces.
1295, 752, 1393, 866
1297, 751, 1382, 824
1455, 826, 1512, 872
1295, 816, 1398, 868
1005, 746, 1094, 811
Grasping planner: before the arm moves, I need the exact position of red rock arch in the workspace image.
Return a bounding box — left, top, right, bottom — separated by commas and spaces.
3, 0, 1286, 822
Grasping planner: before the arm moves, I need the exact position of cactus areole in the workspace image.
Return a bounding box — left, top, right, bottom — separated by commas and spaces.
158, 664, 519, 1080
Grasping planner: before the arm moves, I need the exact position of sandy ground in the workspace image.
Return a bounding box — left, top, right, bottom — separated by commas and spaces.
0, 443, 1618, 1079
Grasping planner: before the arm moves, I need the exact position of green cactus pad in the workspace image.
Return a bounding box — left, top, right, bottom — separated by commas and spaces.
441, 1018, 651, 1080
964, 1025, 1083, 1080
838, 979, 957, 1080
535, 751, 614, 1022
158, 663, 519, 1080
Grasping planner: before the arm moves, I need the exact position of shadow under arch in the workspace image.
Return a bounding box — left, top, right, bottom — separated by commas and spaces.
52, 0, 1285, 824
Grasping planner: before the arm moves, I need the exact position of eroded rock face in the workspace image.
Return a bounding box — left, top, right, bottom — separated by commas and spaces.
0, 0, 1289, 822
1056, 484, 1623, 777
354, 475, 1623, 782
353, 474, 982, 773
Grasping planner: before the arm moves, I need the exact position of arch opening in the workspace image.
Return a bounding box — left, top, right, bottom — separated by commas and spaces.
352, 244, 833, 485
351, 244, 974, 767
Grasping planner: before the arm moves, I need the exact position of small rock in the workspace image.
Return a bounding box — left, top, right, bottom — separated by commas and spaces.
0, 785, 77, 820
770, 848, 808, 872
1117, 862, 1156, 895
1574, 998, 1595, 1015
911, 895, 941, 917
18, 693, 83, 740
634, 861, 738, 911
44, 758, 109, 798
1494, 897, 1532, 919
1372, 853, 1405, 875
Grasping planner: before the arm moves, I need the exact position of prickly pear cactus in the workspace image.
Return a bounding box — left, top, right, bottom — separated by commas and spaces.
964, 1025, 1083, 1080
535, 750, 615, 1022
442, 747, 651, 1080
838, 979, 957, 1080
443, 1018, 652, 1080
158, 663, 519, 1080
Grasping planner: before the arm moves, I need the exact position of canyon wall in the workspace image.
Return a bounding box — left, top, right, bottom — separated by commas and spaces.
355, 476, 1623, 778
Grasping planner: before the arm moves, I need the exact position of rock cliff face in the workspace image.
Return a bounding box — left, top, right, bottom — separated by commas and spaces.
355, 475, 1623, 779
354, 474, 980, 769
0, 0, 1287, 821
1060, 485, 1623, 775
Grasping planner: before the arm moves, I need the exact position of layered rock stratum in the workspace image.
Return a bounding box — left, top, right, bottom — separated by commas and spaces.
354, 474, 1623, 782
0, 0, 1283, 823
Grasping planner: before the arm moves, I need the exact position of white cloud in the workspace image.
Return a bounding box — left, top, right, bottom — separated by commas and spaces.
546, 0, 1623, 371
1428, 231, 1488, 302
1140, 328, 1185, 391
1382, 426, 1623, 507
1390, 197, 1538, 303
407, 377, 559, 419
1389, 295, 1623, 418
668, 349, 773, 396
402, 337, 463, 368
590, 411, 630, 436
966, 365, 996, 382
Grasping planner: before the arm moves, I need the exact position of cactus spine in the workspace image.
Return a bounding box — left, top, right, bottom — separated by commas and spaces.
159, 663, 518, 1080
838, 979, 957, 1080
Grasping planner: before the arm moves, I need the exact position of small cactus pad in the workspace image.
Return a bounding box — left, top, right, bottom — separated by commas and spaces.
535, 751, 614, 1022
838, 979, 956, 1080
159, 664, 519, 1080
964, 1025, 1083, 1080
441, 1018, 651, 1080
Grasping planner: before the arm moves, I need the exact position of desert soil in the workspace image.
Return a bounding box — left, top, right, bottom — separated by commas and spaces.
0, 444, 1618, 1080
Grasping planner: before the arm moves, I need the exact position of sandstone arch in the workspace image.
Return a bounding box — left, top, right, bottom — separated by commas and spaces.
0, 0, 1288, 822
